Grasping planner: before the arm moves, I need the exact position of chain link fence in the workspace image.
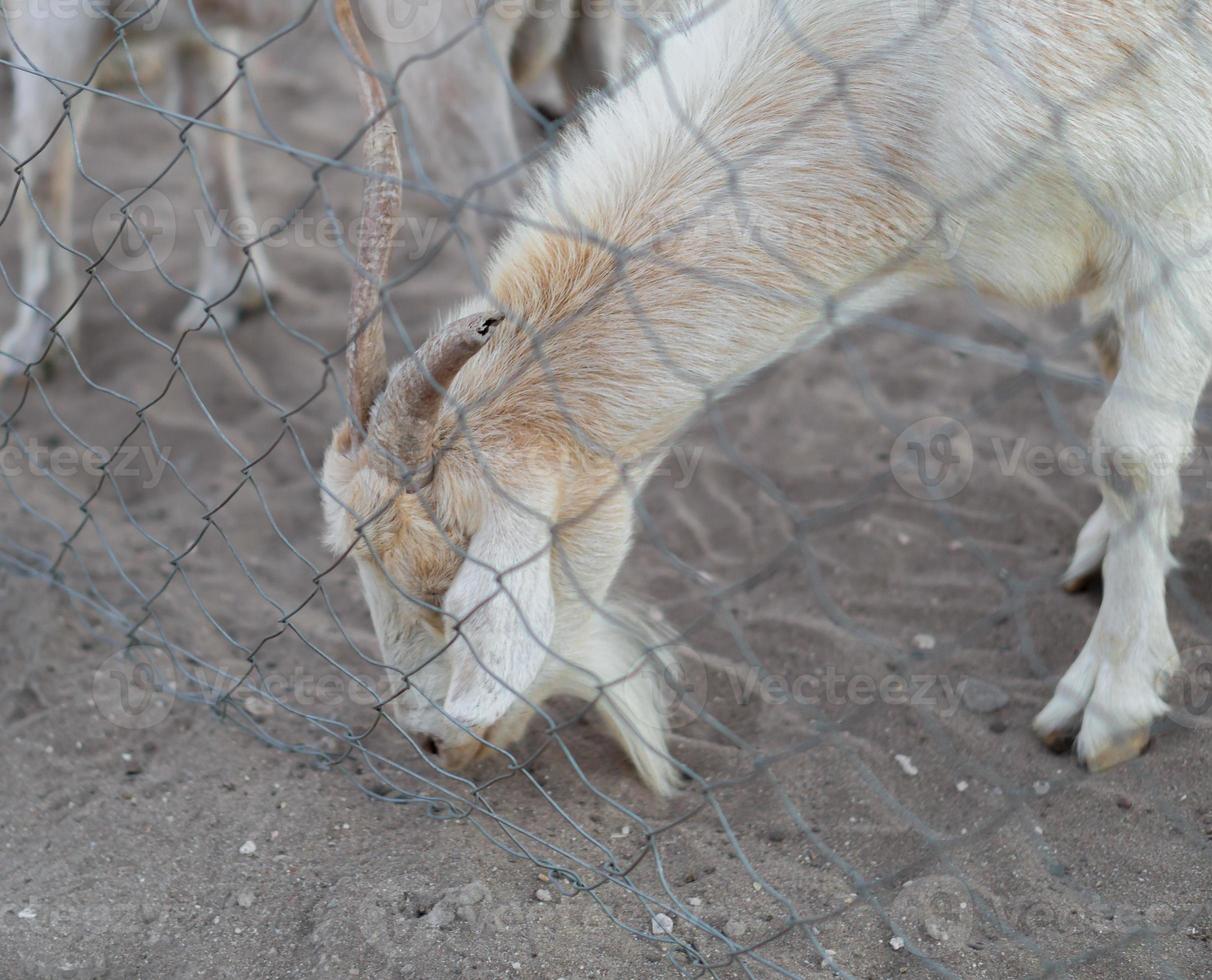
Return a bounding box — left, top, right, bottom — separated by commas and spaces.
3, 1, 1212, 976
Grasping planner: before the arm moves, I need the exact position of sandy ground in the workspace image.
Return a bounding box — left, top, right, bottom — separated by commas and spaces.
2, 13, 1212, 980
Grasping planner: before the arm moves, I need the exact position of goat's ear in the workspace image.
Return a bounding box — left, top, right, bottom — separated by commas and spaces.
441, 488, 556, 731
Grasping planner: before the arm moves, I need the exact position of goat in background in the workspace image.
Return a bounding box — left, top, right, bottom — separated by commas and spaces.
0, 0, 628, 377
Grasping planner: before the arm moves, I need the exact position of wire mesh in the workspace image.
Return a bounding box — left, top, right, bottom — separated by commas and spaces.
2, 0, 1212, 976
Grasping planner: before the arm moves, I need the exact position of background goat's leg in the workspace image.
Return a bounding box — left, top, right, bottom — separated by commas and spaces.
173, 30, 274, 333
0, 15, 99, 376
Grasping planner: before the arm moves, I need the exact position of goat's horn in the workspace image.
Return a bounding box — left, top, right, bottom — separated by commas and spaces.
334, 0, 402, 435
369, 312, 501, 491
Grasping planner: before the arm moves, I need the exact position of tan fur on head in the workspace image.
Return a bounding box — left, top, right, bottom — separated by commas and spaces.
322, 422, 467, 594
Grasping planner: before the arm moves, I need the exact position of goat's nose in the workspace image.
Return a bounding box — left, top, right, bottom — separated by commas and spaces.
419, 734, 442, 757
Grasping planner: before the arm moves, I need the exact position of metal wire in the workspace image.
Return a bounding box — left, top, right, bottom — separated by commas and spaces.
2, 1, 1211, 976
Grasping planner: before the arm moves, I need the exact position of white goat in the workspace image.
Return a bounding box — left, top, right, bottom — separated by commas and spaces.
325, 0, 1212, 795
0, 0, 293, 374
0, 0, 626, 377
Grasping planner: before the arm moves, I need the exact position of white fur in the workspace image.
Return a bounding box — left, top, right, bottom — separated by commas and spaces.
443, 482, 557, 730
330, 0, 1212, 789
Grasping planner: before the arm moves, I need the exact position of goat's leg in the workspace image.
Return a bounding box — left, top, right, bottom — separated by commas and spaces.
1, 17, 98, 377
1061, 300, 1124, 593
511, 3, 574, 92
173, 31, 275, 334
1036, 273, 1211, 769
557, 1, 626, 104
370, 3, 526, 256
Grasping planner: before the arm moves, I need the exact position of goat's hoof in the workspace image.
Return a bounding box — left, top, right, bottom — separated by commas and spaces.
1037, 726, 1077, 754
1080, 727, 1151, 772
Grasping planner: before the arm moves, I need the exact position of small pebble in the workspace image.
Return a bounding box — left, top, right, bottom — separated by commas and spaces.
425, 904, 455, 930
1033, 780, 1051, 796
912, 633, 936, 651
894, 754, 919, 776
1116, 795, 1133, 811
960, 678, 1010, 713
956, 780, 969, 792
236, 891, 254, 909
17, 907, 36, 920
534, 889, 554, 903
889, 936, 905, 951
238, 840, 256, 856
688, 897, 703, 908
652, 912, 674, 935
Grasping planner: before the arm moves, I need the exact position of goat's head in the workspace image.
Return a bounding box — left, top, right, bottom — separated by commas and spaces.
321, 307, 552, 770
324, 2, 555, 772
